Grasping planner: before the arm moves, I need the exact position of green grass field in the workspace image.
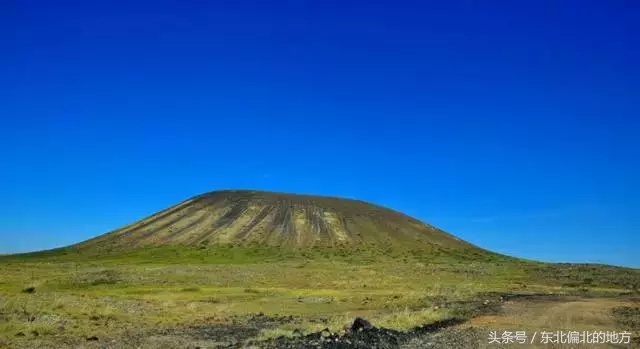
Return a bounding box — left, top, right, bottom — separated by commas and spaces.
1, 246, 638, 348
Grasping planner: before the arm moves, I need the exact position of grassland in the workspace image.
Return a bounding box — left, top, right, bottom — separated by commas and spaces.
0, 246, 638, 348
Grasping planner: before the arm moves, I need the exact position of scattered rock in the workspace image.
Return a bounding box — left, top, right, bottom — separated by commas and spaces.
350, 317, 373, 332
297, 296, 334, 303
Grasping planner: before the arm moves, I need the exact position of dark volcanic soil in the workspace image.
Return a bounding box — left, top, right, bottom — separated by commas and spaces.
249, 318, 467, 349
88, 293, 634, 349
138, 293, 511, 349
153, 314, 300, 348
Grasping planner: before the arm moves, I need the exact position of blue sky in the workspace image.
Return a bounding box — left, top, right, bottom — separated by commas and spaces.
1, 1, 639, 267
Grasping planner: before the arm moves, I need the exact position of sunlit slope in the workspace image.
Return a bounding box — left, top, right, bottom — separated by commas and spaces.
75, 190, 484, 252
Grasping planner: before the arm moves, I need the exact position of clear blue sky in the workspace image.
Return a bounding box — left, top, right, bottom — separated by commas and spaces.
2, 1, 639, 267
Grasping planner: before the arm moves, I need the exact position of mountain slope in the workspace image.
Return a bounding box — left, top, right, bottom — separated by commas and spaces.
75, 190, 483, 252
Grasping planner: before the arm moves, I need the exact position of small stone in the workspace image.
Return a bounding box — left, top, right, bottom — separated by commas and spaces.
320, 328, 331, 337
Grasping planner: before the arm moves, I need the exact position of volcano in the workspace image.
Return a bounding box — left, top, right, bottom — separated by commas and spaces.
75, 190, 483, 253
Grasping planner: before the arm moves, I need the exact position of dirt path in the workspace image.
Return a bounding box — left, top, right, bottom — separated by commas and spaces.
414, 295, 640, 349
